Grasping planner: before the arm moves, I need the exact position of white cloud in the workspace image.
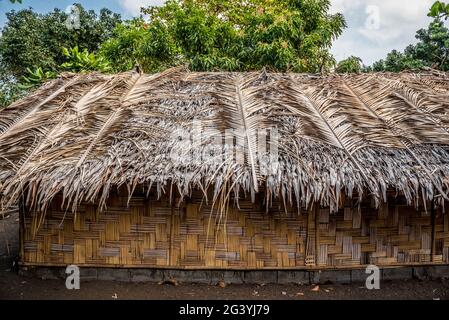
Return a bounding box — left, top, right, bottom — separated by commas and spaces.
330, 0, 360, 14
117, 0, 165, 15
330, 0, 436, 65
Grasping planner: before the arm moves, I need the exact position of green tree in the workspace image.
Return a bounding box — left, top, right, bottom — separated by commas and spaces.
101, 0, 346, 73
60, 46, 111, 73
336, 56, 363, 73
369, 22, 444, 72
20, 67, 57, 89
100, 19, 179, 73
371, 60, 385, 72
0, 4, 121, 107
383, 49, 424, 72
0, 69, 24, 107
370, 2, 449, 72
413, 20, 449, 70
0, 3, 121, 77
429, 1, 449, 19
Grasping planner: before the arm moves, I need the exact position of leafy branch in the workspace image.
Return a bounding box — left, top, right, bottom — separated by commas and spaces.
429, 1, 449, 19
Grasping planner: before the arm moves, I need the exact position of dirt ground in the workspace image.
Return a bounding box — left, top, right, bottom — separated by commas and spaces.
1, 212, 449, 300
1, 270, 449, 300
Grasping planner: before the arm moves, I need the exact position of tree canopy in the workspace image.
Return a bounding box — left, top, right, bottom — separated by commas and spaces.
369, 2, 449, 72
0, 4, 121, 77
335, 56, 363, 73
16, 0, 449, 107
0, 3, 121, 107
429, 1, 449, 19
101, 0, 346, 73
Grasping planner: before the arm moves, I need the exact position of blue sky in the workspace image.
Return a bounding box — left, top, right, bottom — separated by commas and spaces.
0, 0, 438, 66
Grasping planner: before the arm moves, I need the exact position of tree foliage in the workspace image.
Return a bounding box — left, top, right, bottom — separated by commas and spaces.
371, 49, 425, 72
369, 2, 449, 72
0, 3, 121, 77
429, 1, 449, 19
413, 20, 449, 70
335, 56, 363, 73
60, 46, 111, 73
101, 0, 346, 73
0, 3, 121, 107
369, 18, 449, 72
19, 67, 57, 90
0, 0, 347, 108
0, 69, 23, 107
100, 19, 179, 73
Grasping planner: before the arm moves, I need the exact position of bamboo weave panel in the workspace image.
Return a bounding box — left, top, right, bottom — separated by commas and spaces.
22, 193, 449, 269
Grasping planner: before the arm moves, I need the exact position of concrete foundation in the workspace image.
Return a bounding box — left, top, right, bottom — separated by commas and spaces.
18, 265, 449, 284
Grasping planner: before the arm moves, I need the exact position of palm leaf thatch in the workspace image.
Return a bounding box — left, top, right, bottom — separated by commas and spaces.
0, 68, 448, 216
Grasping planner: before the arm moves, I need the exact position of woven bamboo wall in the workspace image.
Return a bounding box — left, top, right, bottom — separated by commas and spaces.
21, 191, 449, 269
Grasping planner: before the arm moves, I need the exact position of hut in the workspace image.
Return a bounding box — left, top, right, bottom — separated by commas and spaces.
1, 67, 449, 274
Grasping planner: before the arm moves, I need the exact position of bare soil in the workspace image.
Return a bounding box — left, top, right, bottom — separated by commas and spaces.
1, 212, 449, 300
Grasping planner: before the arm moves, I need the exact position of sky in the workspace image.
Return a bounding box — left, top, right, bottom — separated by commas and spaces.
0, 0, 438, 66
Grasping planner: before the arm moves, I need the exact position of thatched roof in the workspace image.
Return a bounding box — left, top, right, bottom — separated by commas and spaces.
0, 67, 448, 213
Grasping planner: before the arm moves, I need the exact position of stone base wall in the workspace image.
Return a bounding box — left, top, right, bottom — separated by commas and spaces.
18, 265, 449, 284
